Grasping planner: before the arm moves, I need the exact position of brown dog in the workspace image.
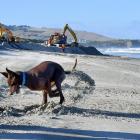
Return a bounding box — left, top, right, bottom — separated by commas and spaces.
0, 59, 77, 105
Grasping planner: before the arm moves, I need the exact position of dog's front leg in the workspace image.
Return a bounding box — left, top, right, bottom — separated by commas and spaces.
42, 90, 48, 105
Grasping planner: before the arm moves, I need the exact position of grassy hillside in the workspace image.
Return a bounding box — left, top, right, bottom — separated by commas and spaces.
7, 25, 112, 42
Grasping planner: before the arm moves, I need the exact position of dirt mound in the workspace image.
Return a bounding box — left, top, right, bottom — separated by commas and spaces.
62, 71, 95, 104
0, 42, 103, 56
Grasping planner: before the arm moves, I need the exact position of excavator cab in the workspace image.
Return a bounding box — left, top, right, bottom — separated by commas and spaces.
53, 32, 67, 44
46, 24, 78, 48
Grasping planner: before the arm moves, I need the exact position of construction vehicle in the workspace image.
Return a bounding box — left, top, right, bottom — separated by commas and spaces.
46, 24, 78, 48
0, 24, 20, 43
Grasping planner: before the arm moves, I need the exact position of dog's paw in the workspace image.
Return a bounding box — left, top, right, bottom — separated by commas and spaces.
40, 103, 48, 110
59, 96, 65, 104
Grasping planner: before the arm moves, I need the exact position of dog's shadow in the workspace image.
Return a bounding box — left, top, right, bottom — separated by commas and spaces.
0, 102, 60, 117
1, 103, 140, 120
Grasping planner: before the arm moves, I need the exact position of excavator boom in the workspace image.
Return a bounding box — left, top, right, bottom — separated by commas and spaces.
63, 24, 78, 43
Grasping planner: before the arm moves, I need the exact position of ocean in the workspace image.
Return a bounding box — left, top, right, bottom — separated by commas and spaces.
98, 47, 140, 59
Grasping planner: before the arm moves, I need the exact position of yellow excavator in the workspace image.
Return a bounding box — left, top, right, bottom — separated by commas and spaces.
0, 24, 20, 43
46, 24, 78, 48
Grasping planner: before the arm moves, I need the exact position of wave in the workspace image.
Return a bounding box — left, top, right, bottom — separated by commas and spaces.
99, 48, 140, 54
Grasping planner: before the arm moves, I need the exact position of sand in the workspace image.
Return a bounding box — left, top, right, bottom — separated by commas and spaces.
0, 49, 140, 139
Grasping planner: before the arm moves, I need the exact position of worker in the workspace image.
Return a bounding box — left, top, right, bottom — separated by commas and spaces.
2, 32, 9, 42
1, 32, 8, 46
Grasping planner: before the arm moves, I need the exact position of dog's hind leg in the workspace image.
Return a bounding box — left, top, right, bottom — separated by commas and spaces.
56, 82, 64, 104
55, 74, 65, 104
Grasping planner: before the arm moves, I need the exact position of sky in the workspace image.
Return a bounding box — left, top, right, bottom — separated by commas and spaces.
0, 0, 140, 39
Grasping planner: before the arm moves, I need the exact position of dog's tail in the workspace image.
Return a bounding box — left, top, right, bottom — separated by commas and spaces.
65, 58, 77, 74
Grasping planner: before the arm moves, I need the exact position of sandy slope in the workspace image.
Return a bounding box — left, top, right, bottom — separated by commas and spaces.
0, 50, 140, 139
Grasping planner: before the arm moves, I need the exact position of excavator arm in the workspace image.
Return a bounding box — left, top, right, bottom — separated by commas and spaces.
63, 24, 78, 43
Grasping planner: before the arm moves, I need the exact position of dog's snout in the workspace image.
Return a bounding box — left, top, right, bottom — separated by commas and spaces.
9, 85, 19, 95
16, 87, 20, 94
8, 91, 14, 95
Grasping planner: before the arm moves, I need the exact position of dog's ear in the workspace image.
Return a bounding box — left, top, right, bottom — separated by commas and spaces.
0, 72, 8, 78
6, 68, 18, 76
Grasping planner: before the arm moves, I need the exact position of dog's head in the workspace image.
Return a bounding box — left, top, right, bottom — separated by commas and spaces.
0, 68, 20, 95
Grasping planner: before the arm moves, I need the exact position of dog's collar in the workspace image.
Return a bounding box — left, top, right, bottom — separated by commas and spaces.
20, 72, 26, 86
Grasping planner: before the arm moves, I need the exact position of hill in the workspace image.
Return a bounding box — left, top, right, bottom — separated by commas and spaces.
6, 25, 112, 42
2, 23, 140, 47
